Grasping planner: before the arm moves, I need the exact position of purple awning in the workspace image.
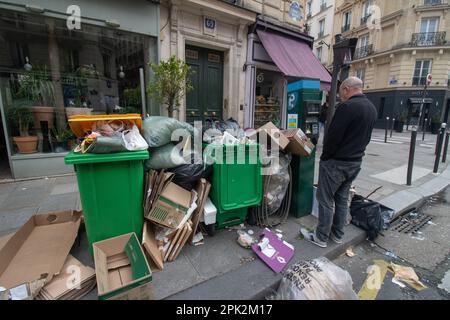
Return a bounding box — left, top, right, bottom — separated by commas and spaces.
256, 29, 332, 91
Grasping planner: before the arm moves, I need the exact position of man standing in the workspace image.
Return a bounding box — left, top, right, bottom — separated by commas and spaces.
301, 77, 377, 248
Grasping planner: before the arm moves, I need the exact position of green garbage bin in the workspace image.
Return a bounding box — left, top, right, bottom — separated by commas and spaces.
204, 143, 262, 228
65, 150, 149, 255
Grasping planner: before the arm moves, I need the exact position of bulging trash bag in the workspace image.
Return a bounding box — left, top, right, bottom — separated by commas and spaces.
145, 144, 191, 170
350, 195, 394, 241
122, 125, 148, 151
264, 153, 291, 215
275, 257, 358, 300
84, 135, 127, 154
167, 163, 212, 191
141, 116, 196, 148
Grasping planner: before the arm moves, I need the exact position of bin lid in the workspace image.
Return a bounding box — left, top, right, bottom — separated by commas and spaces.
64, 150, 149, 165
68, 114, 142, 138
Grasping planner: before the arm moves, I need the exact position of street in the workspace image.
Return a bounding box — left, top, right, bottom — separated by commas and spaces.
334, 187, 450, 300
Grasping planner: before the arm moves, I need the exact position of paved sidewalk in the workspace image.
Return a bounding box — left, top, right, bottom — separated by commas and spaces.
0, 129, 448, 300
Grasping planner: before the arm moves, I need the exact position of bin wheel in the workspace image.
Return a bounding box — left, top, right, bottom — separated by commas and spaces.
204, 223, 216, 236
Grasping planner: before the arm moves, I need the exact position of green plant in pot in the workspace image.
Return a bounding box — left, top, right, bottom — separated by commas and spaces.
7, 100, 39, 154
17, 67, 55, 130
51, 126, 73, 153
64, 65, 98, 118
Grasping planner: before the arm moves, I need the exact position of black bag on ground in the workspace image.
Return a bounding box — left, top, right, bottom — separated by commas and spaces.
350, 195, 394, 240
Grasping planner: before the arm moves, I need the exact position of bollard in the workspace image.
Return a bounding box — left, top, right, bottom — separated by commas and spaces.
442, 132, 449, 163
422, 118, 427, 141
435, 127, 442, 155
390, 118, 395, 138
434, 123, 447, 173
385, 117, 389, 143
407, 130, 417, 186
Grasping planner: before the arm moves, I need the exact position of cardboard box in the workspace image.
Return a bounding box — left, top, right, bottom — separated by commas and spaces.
282, 128, 315, 157
93, 232, 153, 300
146, 182, 193, 229
0, 211, 82, 290
249, 122, 290, 150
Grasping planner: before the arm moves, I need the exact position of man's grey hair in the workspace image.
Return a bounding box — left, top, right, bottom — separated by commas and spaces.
341, 77, 363, 89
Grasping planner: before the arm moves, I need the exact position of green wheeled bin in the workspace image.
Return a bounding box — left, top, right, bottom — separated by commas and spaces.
205, 143, 262, 229
65, 150, 149, 255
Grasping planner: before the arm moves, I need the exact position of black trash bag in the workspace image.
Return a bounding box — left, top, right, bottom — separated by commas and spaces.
350, 195, 394, 240
167, 163, 213, 191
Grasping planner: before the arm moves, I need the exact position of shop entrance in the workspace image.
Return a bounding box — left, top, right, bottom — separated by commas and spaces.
185, 45, 223, 123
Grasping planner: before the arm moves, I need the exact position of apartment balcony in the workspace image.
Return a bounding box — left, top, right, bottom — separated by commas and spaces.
341, 24, 351, 33
353, 44, 373, 59
411, 32, 447, 47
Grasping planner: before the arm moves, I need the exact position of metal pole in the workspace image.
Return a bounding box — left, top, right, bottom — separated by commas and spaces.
326, 64, 340, 136
435, 127, 442, 155
422, 118, 427, 141
434, 123, 447, 173
139, 67, 147, 117
385, 117, 389, 143
390, 118, 395, 138
443, 132, 449, 163
407, 130, 417, 186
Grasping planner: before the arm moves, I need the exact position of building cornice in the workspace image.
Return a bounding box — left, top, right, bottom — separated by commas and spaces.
414, 3, 450, 13
381, 9, 404, 24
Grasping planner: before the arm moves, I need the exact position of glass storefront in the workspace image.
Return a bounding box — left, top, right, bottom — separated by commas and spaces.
0, 8, 156, 178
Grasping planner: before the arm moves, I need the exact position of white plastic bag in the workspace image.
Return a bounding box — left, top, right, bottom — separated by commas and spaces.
275, 257, 358, 300
122, 125, 149, 151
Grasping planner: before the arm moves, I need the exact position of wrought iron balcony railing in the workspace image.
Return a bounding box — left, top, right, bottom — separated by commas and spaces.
411, 32, 447, 47
353, 44, 373, 59
360, 14, 371, 25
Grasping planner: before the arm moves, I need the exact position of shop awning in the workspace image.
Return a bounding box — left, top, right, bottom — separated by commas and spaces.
256, 29, 332, 91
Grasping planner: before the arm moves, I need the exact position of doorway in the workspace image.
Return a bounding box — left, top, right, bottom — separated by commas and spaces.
185, 45, 224, 123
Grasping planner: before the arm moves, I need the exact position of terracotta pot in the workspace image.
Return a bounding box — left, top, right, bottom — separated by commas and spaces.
32, 106, 55, 130
13, 136, 39, 154
65, 107, 93, 119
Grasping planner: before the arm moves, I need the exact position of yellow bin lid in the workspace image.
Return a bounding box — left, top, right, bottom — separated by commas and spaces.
68, 114, 143, 138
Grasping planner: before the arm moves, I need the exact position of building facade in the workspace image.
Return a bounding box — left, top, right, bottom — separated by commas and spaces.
333, 0, 450, 129
160, 0, 328, 129
305, 0, 336, 69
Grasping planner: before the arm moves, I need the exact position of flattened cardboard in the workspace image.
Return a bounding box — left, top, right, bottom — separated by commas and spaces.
189, 179, 211, 243
164, 225, 185, 262
93, 232, 152, 300
0, 211, 82, 289
171, 221, 192, 261
282, 128, 315, 157
249, 122, 289, 150
142, 222, 164, 271
147, 182, 193, 229
168, 223, 190, 262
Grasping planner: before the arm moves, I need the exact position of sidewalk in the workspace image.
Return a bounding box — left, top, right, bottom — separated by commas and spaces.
0, 129, 448, 300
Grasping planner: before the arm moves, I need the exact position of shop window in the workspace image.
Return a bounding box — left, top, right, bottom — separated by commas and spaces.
0, 9, 155, 156
254, 70, 285, 129
378, 97, 385, 119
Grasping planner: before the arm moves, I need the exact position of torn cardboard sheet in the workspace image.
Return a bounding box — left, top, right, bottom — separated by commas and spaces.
0, 211, 82, 290
251, 229, 294, 273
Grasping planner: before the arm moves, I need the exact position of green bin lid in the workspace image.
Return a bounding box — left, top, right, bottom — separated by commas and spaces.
65, 150, 149, 165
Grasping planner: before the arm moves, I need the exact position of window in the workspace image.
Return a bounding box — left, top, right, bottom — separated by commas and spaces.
358, 34, 370, 48
320, 0, 327, 11
316, 46, 323, 62
356, 68, 366, 83
447, 71, 450, 87
412, 60, 432, 86
307, 1, 312, 17
342, 11, 352, 32
378, 98, 385, 119
420, 17, 439, 33
318, 19, 325, 38
361, 0, 373, 19
424, 0, 442, 6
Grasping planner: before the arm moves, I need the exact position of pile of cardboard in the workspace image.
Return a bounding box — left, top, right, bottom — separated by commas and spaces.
36, 255, 96, 300
142, 170, 210, 271
0, 211, 96, 300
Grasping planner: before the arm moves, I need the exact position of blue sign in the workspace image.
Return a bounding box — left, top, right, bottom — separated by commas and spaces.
289, 2, 303, 22
205, 18, 216, 30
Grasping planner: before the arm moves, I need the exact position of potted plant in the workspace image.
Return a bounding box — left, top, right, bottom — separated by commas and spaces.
17, 68, 55, 130
64, 65, 97, 118
51, 126, 73, 153
147, 56, 193, 118
7, 100, 39, 154
394, 111, 407, 133
430, 114, 442, 134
